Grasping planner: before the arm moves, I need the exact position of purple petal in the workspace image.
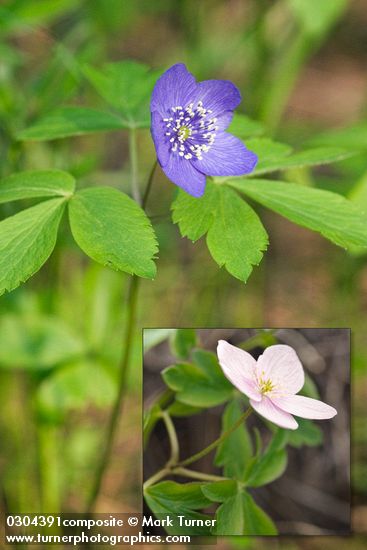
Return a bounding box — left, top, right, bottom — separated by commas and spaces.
250, 396, 298, 430
192, 80, 241, 116
150, 63, 197, 117
151, 111, 170, 167
193, 133, 258, 177
217, 340, 261, 402
215, 111, 234, 132
160, 153, 206, 197
271, 395, 337, 420
256, 345, 305, 395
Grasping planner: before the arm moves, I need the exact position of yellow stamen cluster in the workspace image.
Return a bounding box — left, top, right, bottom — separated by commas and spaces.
178, 125, 191, 141
259, 377, 275, 395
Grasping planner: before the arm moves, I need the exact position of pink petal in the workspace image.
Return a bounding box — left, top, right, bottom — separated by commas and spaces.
271, 394, 337, 420
250, 396, 298, 430
256, 345, 304, 395
217, 340, 261, 401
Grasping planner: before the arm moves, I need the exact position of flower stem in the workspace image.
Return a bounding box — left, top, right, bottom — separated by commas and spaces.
171, 467, 226, 483
129, 128, 141, 204
142, 161, 158, 209
161, 411, 180, 465
143, 468, 171, 491
143, 466, 227, 492
37, 423, 61, 512
87, 274, 140, 513
178, 407, 252, 468
86, 160, 158, 513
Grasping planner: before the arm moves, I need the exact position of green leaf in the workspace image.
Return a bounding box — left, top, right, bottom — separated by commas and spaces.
191, 349, 228, 384
214, 492, 246, 535
36, 361, 116, 416
204, 483, 277, 535
0, 198, 65, 295
215, 400, 253, 480
144, 481, 212, 535
245, 429, 288, 487
244, 138, 292, 171
0, 314, 84, 370
17, 107, 125, 141
143, 403, 162, 448
308, 122, 367, 151
143, 329, 176, 351
240, 138, 353, 177
171, 329, 197, 359
206, 186, 268, 281
201, 480, 238, 502
167, 401, 203, 417
350, 171, 367, 206
172, 182, 218, 242
228, 113, 264, 139
287, 418, 323, 448
68, 187, 157, 279
241, 491, 277, 535
348, 172, 367, 256
84, 61, 161, 128
145, 481, 210, 509
172, 182, 268, 282
162, 356, 233, 408
0, 170, 75, 204
250, 143, 354, 176
239, 330, 278, 351
229, 178, 367, 249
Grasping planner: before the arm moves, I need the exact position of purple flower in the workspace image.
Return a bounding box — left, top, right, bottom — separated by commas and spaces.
150, 63, 258, 198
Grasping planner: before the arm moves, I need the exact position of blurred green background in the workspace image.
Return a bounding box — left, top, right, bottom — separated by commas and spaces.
0, 0, 366, 548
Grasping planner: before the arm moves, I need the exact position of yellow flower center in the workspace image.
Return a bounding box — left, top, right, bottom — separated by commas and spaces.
178, 125, 191, 141
259, 377, 275, 395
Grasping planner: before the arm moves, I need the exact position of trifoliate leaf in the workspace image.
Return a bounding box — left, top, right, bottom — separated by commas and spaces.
84, 61, 161, 128
0, 170, 75, 203
0, 198, 65, 295
68, 187, 158, 279
172, 181, 268, 283
144, 481, 212, 535
17, 107, 126, 141
229, 178, 367, 249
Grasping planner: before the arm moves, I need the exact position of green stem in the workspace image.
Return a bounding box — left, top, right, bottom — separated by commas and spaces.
142, 161, 158, 209
143, 466, 226, 492
87, 161, 158, 512
239, 329, 277, 351
144, 408, 252, 491
161, 411, 179, 465
155, 388, 174, 408
171, 467, 226, 483
87, 275, 140, 513
143, 468, 171, 491
178, 407, 252, 467
129, 128, 140, 204
143, 389, 174, 450
38, 424, 61, 512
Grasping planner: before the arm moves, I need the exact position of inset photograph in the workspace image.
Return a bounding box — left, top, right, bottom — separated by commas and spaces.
143, 328, 350, 536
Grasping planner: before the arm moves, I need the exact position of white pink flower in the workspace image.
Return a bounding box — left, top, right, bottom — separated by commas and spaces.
217, 340, 337, 430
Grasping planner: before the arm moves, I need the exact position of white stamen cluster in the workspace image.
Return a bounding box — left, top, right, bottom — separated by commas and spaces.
163, 101, 219, 161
